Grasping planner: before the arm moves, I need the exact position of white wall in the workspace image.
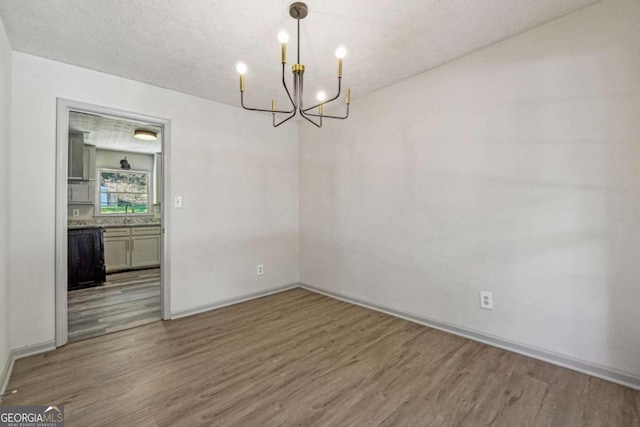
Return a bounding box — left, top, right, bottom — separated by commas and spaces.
300, 0, 640, 377
11, 53, 299, 349
0, 14, 12, 382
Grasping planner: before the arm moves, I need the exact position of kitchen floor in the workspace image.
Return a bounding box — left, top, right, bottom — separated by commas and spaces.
67, 268, 161, 342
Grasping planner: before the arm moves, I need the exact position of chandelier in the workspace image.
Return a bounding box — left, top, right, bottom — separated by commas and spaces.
236, 2, 350, 128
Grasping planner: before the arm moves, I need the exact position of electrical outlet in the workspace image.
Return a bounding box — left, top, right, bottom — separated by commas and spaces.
72, 209, 80, 217
173, 196, 183, 208
257, 264, 264, 276
480, 291, 493, 310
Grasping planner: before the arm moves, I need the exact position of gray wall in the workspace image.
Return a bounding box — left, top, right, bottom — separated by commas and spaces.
0, 14, 11, 387
299, 0, 640, 377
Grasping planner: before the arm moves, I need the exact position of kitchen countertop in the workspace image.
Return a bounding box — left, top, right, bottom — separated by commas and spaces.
101, 222, 161, 229
68, 219, 161, 230
68, 224, 102, 230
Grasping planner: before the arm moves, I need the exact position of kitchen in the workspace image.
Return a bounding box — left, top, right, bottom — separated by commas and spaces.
66, 111, 163, 342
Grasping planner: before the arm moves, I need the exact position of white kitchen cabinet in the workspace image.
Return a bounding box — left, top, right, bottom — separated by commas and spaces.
68, 182, 95, 204
68, 132, 84, 180
104, 226, 161, 272
131, 235, 161, 268
104, 227, 131, 272
68, 143, 96, 204
68, 133, 95, 181
104, 237, 131, 272
83, 144, 96, 180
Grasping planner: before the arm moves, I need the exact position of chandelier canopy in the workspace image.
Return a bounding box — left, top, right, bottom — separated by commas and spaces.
236, 2, 350, 128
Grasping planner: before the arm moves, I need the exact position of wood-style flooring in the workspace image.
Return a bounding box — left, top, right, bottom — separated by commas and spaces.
67, 268, 161, 342
4, 288, 639, 426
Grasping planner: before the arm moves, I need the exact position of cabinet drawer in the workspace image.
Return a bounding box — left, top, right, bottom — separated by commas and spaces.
132, 226, 161, 236
104, 227, 131, 238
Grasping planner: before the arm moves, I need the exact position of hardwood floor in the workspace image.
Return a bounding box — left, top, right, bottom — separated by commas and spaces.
67, 268, 161, 342
4, 288, 639, 426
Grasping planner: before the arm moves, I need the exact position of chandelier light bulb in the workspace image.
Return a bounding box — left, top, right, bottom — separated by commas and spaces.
316, 91, 327, 102
278, 31, 290, 44
236, 62, 247, 75
335, 46, 347, 59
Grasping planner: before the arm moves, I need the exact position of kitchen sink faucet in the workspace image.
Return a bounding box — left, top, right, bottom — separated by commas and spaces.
124, 203, 134, 223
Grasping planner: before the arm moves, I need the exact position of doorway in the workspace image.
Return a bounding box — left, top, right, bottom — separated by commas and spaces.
55, 99, 171, 346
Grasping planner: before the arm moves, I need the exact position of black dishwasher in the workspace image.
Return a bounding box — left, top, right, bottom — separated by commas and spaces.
68, 227, 106, 290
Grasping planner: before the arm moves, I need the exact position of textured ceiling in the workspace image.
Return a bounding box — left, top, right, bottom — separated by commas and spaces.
69, 111, 162, 154
0, 0, 599, 109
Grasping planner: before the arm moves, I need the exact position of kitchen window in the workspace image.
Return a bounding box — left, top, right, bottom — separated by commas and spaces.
98, 169, 150, 214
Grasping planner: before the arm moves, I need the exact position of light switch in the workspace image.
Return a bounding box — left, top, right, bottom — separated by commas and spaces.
173, 196, 183, 208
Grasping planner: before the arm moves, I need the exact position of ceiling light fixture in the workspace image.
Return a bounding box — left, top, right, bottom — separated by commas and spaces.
236, 2, 350, 128
134, 129, 157, 141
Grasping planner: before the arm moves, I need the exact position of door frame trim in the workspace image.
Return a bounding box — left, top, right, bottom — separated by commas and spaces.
55, 99, 172, 347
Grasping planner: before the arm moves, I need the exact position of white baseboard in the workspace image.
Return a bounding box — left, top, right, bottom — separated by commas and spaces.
1, 340, 56, 396
169, 283, 299, 320
300, 283, 640, 391
0, 353, 14, 397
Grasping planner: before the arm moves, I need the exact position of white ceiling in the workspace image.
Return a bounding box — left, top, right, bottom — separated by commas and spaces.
69, 111, 162, 154
0, 0, 599, 109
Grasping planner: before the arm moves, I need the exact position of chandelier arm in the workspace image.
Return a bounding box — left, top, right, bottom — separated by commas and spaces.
273, 110, 298, 127
271, 70, 300, 126
298, 71, 307, 111
301, 78, 342, 113
304, 104, 350, 120
281, 63, 297, 110
241, 92, 294, 114
298, 75, 319, 127
299, 109, 322, 128
297, 72, 324, 128
274, 68, 298, 127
